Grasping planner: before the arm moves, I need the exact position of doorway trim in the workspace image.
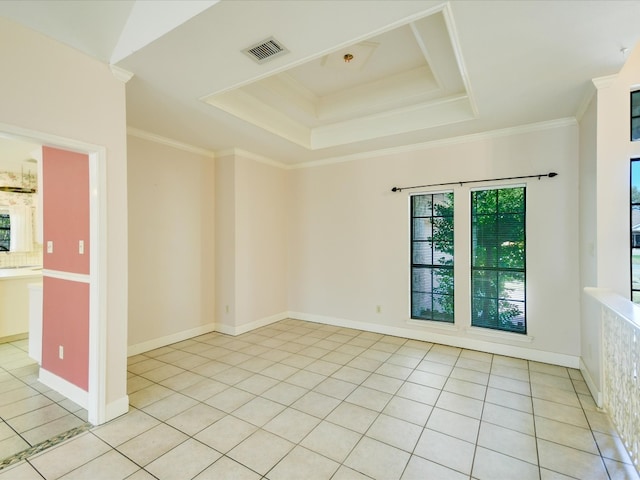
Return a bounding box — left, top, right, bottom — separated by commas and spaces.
0, 122, 109, 425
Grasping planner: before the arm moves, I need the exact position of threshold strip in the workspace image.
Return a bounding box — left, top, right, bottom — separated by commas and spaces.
0, 422, 92, 470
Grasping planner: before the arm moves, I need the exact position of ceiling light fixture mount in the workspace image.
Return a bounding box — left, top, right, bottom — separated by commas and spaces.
343, 53, 354, 63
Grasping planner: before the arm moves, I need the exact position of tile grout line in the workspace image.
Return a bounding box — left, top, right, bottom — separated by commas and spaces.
8, 320, 633, 480
468, 352, 495, 480
577, 367, 614, 480
528, 360, 542, 480
398, 343, 461, 479
0, 340, 90, 468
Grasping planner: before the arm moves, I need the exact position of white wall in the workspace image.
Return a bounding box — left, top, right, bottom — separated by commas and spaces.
579, 43, 640, 403
215, 155, 236, 331
216, 152, 289, 334
127, 135, 215, 353
578, 94, 602, 397
595, 78, 634, 296
0, 17, 128, 418
235, 155, 289, 328
289, 123, 581, 366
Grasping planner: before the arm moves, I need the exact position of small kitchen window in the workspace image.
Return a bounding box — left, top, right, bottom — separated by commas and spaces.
0, 213, 9, 251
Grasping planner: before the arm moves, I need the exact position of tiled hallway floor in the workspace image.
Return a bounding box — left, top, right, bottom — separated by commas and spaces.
0, 338, 89, 466
0, 319, 638, 479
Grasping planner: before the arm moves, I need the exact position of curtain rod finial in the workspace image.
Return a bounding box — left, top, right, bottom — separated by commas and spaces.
391, 187, 401, 192
548, 172, 558, 178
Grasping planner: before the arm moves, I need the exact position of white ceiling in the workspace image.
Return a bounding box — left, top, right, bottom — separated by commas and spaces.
0, 0, 639, 166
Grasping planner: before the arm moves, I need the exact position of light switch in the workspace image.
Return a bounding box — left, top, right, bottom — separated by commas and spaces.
47, 241, 53, 253
79, 240, 84, 254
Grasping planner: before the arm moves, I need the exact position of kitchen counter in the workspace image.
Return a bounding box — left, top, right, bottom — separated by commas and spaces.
0, 266, 43, 280
0, 267, 43, 339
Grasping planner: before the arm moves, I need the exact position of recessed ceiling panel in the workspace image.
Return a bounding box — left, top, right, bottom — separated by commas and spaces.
287, 25, 427, 97
202, 5, 475, 150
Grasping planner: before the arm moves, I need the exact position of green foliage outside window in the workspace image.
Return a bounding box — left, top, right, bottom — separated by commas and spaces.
411, 192, 454, 322
471, 187, 526, 333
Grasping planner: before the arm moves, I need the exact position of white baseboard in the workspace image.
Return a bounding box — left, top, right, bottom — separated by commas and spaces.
127, 322, 217, 356
104, 395, 130, 423
39, 368, 88, 410
288, 311, 580, 368
127, 310, 580, 369
216, 311, 288, 336
580, 357, 603, 408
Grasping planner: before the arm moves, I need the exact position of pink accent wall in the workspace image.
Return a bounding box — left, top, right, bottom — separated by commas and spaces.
42, 146, 90, 274
41, 146, 91, 392
41, 277, 90, 390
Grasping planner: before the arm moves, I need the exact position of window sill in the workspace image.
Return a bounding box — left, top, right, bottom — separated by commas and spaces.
407, 319, 459, 332
463, 326, 534, 343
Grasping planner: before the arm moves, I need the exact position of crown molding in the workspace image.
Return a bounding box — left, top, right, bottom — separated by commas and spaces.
290, 117, 577, 170
215, 148, 288, 169
109, 65, 134, 83
592, 74, 618, 90
127, 127, 215, 158
127, 117, 576, 172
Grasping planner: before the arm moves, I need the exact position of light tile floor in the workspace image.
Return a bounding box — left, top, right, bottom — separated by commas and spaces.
1, 319, 638, 479
0, 338, 88, 465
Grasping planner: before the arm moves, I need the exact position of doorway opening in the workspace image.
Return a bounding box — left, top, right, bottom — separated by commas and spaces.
0, 125, 109, 465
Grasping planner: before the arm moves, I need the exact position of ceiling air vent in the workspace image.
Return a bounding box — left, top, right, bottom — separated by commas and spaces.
243, 37, 288, 64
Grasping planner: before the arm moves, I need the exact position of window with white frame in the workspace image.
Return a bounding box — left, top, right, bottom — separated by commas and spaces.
632, 90, 640, 141
410, 191, 454, 322
471, 186, 526, 333
630, 159, 640, 303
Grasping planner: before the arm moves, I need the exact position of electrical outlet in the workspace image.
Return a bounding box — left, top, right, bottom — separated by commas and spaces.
376, 305, 382, 314
225, 305, 230, 314
58, 345, 64, 359
47, 241, 53, 253
79, 240, 84, 254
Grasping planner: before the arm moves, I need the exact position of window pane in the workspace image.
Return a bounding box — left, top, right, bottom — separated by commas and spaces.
472, 269, 498, 298
472, 187, 526, 333
433, 268, 454, 295
472, 190, 497, 215
412, 195, 432, 217
432, 294, 454, 322
632, 159, 640, 303
498, 271, 525, 301
632, 118, 640, 142
434, 192, 453, 212
471, 295, 498, 328
433, 240, 453, 265
633, 248, 640, 292
498, 188, 525, 213
632, 161, 640, 204
499, 301, 526, 333
411, 192, 454, 322
0, 214, 9, 252
632, 91, 640, 117
412, 241, 433, 264
413, 218, 432, 241
472, 214, 498, 268
497, 214, 525, 268
412, 291, 430, 318
412, 267, 432, 292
